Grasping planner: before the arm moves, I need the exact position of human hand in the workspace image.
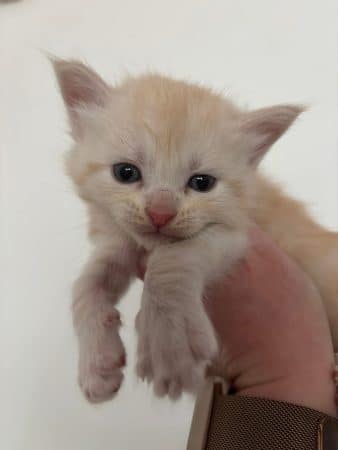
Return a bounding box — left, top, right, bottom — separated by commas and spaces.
205, 225, 336, 416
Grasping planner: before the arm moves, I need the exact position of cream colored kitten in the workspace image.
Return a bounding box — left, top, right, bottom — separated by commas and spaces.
52, 59, 338, 403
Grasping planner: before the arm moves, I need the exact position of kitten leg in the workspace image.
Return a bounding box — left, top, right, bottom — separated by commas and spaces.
72, 237, 136, 403
136, 227, 247, 398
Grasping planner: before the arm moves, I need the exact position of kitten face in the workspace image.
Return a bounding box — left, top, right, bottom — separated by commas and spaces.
53, 59, 302, 245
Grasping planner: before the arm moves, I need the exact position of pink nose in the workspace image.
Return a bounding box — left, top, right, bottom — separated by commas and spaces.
146, 209, 176, 228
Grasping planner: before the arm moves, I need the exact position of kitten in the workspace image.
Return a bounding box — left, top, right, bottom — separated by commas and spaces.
52, 59, 338, 403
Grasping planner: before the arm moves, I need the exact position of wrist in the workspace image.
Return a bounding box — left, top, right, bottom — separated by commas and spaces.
236, 367, 336, 417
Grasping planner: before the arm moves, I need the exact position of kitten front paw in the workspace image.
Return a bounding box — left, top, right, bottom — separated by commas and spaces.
78, 310, 126, 403
135, 305, 218, 399
79, 363, 124, 404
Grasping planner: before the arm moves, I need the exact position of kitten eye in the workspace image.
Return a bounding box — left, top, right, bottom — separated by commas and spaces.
112, 163, 141, 183
188, 174, 216, 192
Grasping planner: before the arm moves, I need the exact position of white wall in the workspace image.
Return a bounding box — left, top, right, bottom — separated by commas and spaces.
1, 1, 337, 449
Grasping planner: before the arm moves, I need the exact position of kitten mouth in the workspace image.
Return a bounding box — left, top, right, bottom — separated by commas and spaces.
135, 223, 194, 240
143, 229, 169, 237
140, 226, 180, 239
141, 227, 189, 241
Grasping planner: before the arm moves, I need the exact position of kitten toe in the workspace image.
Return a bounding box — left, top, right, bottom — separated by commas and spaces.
187, 317, 219, 363
136, 355, 153, 382
168, 378, 182, 400
81, 370, 124, 403
153, 376, 170, 397
183, 363, 206, 394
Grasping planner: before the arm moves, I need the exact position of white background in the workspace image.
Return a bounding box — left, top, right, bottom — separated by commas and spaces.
1, 1, 337, 449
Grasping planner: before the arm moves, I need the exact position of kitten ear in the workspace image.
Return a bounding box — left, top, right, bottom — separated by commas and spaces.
238, 104, 304, 166
51, 58, 111, 139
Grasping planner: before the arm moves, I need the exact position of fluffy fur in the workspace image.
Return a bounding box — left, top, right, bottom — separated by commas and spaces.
53, 59, 338, 403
